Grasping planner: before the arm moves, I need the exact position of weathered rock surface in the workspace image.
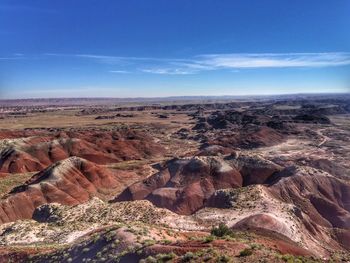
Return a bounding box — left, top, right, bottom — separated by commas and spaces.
0, 129, 164, 174
114, 156, 243, 215
0, 157, 124, 224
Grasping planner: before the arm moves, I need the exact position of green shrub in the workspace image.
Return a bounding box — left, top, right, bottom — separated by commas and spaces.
281, 254, 294, 263
143, 239, 156, 246
210, 223, 233, 237
162, 239, 172, 245
239, 248, 253, 257
144, 256, 157, 263
250, 243, 261, 250
156, 252, 176, 262
217, 255, 231, 262
182, 252, 195, 262
203, 235, 215, 243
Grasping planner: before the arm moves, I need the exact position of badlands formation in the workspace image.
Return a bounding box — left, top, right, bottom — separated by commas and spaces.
0, 95, 349, 262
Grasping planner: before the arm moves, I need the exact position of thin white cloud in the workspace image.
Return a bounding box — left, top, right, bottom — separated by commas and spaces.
140, 52, 350, 74
42, 52, 350, 74
0, 57, 23, 60
141, 68, 196, 75
76, 54, 125, 64
198, 53, 350, 68
75, 54, 188, 63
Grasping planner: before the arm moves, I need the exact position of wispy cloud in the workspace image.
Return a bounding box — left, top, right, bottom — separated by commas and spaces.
141, 68, 196, 75
75, 54, 186, 63
76, 54, 126, 64
198, 53, 350, 69
140, 52, 350, 74
0, 56, 24, 60
42, 52, 350, 74
109, 70, 130, 74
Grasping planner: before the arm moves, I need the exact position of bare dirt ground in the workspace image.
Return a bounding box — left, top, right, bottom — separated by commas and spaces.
0, 96, 349, 262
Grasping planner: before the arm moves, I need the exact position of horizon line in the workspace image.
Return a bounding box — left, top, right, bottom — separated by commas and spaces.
1, 91, 349, 101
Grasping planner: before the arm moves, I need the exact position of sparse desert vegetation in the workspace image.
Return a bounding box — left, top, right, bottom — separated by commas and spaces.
0, 96, 349, 262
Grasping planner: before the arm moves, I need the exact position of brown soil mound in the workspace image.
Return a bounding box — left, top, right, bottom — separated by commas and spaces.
113, 154, 284, 215
212, 125, 285, 149
0, 157, 124, 224
113, 157, 242, 215
226, 153, 283, 185
267, 166, 350, 251
334, 229, 350, 250
233, 213, 289, 235
0, 130, 42, 140
293, 113, 331, 124
0, 129, 164, 174
193, 110, 287, 149
197, 145, 234, 156
269, 167, 350, 230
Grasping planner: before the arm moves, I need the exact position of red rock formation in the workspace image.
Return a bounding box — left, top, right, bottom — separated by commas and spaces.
268, 166, 350, 230
233, 213, 289, 235
335, 229, 350, 250
114, 157, 243, 215
0, 129, 164, 174
0, 130, 41, 140
213, 125, 285, 149
226, 153, 283, 185
0, 157, 122, 224
264, 166, 350, 252
114, 154, 285, 215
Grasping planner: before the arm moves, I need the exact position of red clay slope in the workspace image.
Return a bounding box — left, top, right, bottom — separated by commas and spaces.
267, 166, 350, 250
114, 156, 243, 215
113, 155, 282, 215
0, 157, 123, 224
0, 129, 164, 174
114, 156, 279, 215
212, 125, 286, 149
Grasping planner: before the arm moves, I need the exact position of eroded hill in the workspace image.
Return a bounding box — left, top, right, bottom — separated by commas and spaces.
0, 96, 349, 262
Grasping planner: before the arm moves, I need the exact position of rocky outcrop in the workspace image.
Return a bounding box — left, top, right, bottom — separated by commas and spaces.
293, 114, 331, 124
267, 166, 350, 246
113, 156, 243, 215
113, 154, 283, 215
0, 157, 123, 224
268, 167, 350, 228
212, 125, 286, 149
0, 129, 164, 174
226, 153, 283, 185
233, 213, 290, 236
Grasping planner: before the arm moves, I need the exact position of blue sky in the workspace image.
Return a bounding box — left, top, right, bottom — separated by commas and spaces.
0, 0, 349, 98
